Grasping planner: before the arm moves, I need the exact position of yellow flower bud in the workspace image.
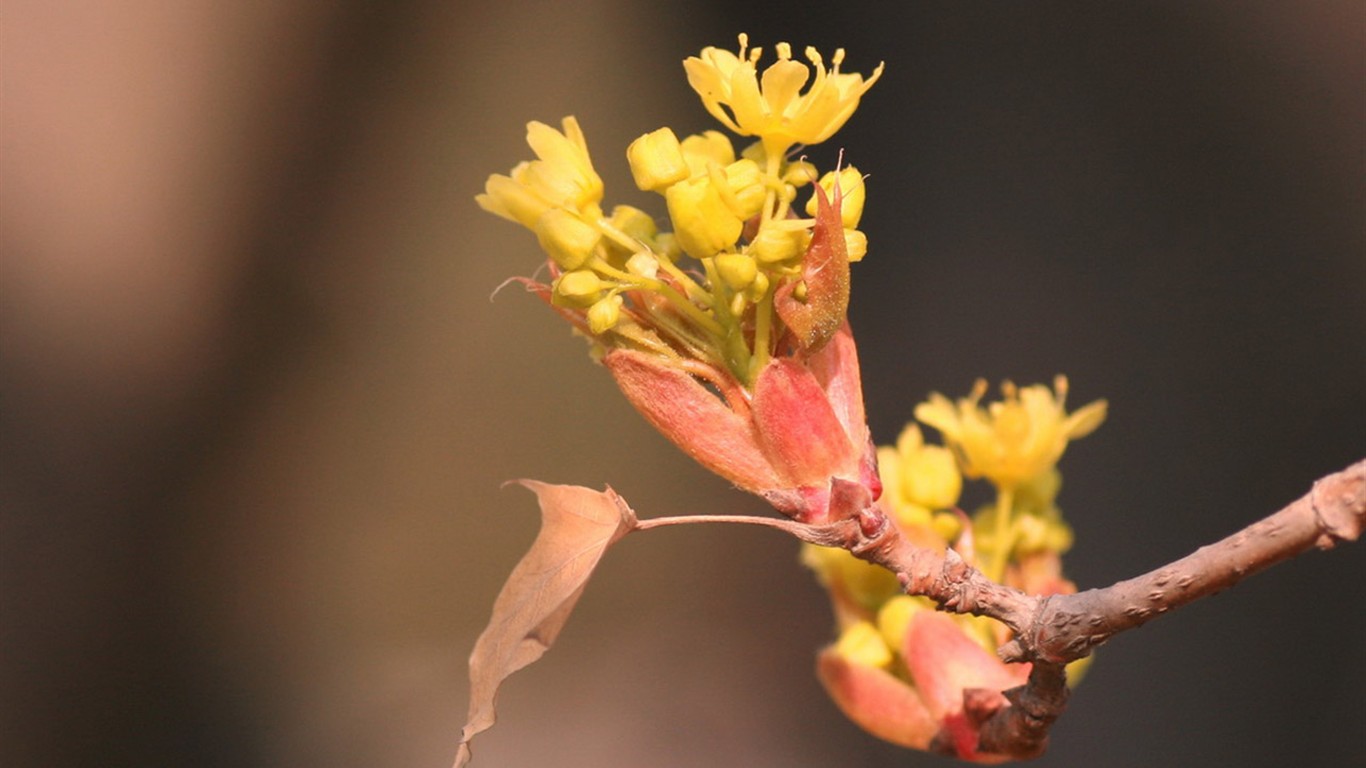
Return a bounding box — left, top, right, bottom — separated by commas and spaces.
722, 159, 766, 219
679, 130, 736, 175
843, 228, 868, 263
805, 166, 866, 228
834, 621, 893, 669
609, 205, 658, 244
625, 251, 659, 279
877, 595, 932, 650
931, 510, 963, 543
749, 220, 806, 264
665, 176, 742, 259
746, 271, 770, 302
535, 208, 600, 270
627, 127, 689, 192
783, 160, 819, 187
587, 294, 623, 334
654, 231, 683, 261
714, 252, 758, 290
554, 269, 605, 305
895, 425, 962, 511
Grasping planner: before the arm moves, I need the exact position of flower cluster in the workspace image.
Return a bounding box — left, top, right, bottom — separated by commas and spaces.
478, 35, 885, 525
803, 378, 1105, 760
478, 35, 1111, 763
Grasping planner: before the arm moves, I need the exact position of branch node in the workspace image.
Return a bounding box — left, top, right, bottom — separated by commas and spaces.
1308, 459, 1366, 548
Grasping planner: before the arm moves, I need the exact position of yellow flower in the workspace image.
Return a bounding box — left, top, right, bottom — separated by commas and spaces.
877, 424, 962, 532
683, 34, 884, 156
915, 376, 1107, 490
476, 117, 603, 228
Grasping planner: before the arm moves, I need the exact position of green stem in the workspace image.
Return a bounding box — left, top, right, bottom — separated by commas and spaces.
586, 256, 725, 338
760, 151, 782, 226
986, 485, 1016, 582
594, 220, 711, 306
751, 289, 774, 378
701, 259, 753, 383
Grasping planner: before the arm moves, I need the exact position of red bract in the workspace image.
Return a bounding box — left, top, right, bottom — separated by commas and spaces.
775, 182, 851, 352
817, 610, 1031, 763
604, 321, 880, 524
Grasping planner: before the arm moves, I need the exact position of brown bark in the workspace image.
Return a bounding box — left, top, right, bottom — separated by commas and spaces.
631, 459, 1364, 760
841, 458, 1366, 759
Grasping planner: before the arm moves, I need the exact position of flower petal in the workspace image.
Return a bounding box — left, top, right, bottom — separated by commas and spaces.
760, 58, 809, 116
1063, 399, 1108, 440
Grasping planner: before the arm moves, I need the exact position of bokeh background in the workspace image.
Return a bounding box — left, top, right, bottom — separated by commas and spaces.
3, 2, 1362, 767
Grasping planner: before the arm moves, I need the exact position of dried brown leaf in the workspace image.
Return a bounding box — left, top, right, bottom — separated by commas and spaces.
454, 481, 638, 767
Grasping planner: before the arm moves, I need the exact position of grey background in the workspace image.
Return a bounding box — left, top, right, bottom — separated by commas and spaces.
3, 2, 1362, 766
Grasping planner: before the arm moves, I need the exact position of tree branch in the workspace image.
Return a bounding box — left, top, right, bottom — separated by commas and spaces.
840, 458, 1366, 760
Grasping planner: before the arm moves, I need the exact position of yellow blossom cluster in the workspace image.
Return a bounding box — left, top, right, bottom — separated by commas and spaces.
915, 376, 1107, 491
804, 378, 1105, 699
477, 35, 882, 388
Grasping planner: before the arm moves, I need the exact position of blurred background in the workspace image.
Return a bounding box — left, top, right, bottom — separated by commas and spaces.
2, 2, 1362, 767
